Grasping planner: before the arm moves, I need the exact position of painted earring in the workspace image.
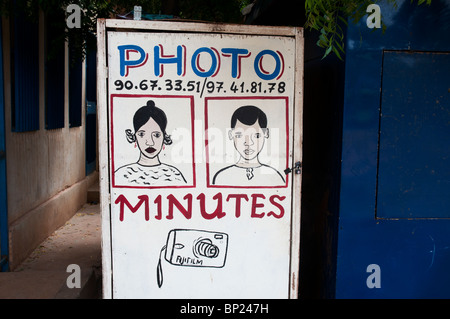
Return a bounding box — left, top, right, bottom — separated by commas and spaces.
134, 142, 137, 148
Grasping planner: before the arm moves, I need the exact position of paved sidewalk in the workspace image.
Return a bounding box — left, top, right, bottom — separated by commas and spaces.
0, 203, 102, 299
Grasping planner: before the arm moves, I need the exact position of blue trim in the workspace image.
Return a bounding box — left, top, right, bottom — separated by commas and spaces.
68, 43, 83, 128
11, 10, 39, 132
141, 13, 174, 20
0, 18, 9, 272
85, 101, 96, 176
45, 12, 65, 130
85, 50, 97, 176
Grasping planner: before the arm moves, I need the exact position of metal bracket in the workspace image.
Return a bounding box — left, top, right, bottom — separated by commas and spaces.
284, 161, 302, 175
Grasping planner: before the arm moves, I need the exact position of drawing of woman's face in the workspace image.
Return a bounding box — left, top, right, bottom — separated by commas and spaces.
135, 117, 164, 159
229, 119, 268, 161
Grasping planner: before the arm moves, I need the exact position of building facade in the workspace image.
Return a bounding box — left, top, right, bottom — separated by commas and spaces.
0, 10, 97, 271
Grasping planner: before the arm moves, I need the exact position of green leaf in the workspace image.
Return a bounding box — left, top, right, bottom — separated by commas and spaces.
332, 46, 343, 61
334, 39, 344, 52
322, 45, 332, 59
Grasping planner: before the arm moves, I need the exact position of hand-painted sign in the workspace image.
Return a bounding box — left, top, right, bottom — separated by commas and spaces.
98, 20, 303, 299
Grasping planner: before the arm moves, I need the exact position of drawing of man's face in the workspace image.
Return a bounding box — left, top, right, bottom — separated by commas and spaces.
228, 120, 269, 161
135, 117, 164, 159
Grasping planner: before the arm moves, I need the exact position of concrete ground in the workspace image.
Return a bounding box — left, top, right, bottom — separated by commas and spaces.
0, 199, 102, 299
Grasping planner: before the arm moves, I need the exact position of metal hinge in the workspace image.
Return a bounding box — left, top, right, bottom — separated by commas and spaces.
284, 161, 302, 175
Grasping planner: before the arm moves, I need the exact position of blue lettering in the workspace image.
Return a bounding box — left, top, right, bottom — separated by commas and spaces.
221, 48, 250, 79
116, 44, 286, 80
254, 50, 283, 81
191, 47, 220, 78
154, 44, 185, 77
118, 45, 148, 77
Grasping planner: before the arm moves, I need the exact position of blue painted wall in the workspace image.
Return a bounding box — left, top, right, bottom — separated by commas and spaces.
336, 0, 450, 298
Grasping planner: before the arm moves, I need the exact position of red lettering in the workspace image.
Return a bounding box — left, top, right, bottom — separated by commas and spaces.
251, 194, 265, 218
154, 195, 162, 220
268, 195, 286, 218
226, 194, 249, 218
115, 194, 149, 221
114, 192, 286, 221
166, 194, 192, 219
197, 193, 226, 219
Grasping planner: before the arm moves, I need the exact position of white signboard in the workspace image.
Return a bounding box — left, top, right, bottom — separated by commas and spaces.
97, 19, 303, 299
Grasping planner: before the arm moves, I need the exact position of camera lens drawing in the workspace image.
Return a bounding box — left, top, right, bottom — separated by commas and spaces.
194, 238, 220, 258
157, 229, 229, 288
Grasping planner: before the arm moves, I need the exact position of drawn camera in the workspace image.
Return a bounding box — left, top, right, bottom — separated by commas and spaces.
164, 229, 228, 268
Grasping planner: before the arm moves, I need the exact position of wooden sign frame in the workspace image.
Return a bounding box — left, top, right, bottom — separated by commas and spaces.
97, 19, 303, 299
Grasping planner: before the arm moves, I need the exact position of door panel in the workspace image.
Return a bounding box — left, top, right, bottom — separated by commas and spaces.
377, 51, 450, 219
336, 0, 450, 298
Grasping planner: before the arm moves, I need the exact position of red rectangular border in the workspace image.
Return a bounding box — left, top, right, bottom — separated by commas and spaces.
204, 96, 290, 189
110, 94, 196, 189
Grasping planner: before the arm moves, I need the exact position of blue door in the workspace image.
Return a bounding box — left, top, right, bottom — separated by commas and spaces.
336, 0, 450, 298
0, 19, 9, 272
85, 49, 97, 175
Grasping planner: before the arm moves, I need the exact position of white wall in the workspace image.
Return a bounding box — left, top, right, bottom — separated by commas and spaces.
2, 12, 97, 269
